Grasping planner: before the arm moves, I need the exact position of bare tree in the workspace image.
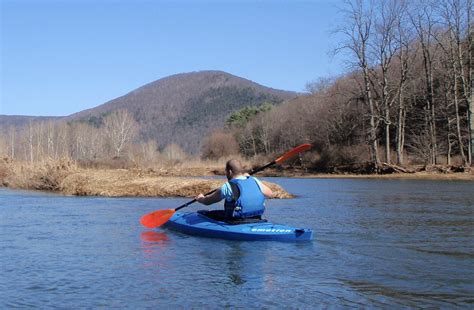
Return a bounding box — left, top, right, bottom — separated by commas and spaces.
8, 126, 16, 159
201, 131, 239, 159
338, 0, 381, 171
139, 139, 159, 167
103, 110, 138, 158
370, 0, 403, 164
394, 1, 414, 165
436, 0, 471, 165
163, 143, 187, 163
410, 0, 439, 164
0, 134, 7, 157
466, 0, 473, 165
26, 121, 35, 163
56, 122, 70, 160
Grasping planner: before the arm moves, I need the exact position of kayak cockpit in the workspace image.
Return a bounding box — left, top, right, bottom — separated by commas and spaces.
197, 210, 268, 225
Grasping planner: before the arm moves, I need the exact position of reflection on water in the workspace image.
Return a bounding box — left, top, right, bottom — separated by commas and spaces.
1, 178, 473, 308
141, 231, 169, 243
140, 231, 170, 254
225, 244, 248, 286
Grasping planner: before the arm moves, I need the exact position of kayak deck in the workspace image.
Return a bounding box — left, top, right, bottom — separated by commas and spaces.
163, 211, 313, 242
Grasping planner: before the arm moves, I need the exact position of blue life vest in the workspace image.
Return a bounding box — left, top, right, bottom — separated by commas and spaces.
224, 177, 265, 219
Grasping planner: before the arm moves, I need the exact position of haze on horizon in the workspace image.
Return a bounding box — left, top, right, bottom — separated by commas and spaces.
0, 0, 345, 117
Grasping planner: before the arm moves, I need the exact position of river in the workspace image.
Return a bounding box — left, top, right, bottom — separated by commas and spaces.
1, 178, 473, 308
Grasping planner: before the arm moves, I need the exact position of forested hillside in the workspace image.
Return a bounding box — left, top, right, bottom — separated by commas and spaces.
203, 0, 473, 172
0, 71, 296, 163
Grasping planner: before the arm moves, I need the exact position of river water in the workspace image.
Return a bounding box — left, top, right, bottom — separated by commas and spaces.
1, 178, 473, 308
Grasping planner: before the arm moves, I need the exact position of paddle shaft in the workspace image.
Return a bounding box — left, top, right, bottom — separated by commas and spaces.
174, 159, 277, 212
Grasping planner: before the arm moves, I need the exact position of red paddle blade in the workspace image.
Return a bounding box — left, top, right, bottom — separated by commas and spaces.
140, 209, 176, 229
275, 143, 313, 164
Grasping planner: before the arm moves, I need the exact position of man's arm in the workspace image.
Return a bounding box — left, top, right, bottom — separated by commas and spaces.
196, 189, 223, 205
260, 182, 273, 198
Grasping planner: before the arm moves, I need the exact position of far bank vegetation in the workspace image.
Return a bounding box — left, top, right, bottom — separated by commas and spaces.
1, 0, 473, 180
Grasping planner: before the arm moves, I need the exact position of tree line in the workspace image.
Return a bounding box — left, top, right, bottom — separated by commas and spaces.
203, 0, 473, 172
0, 110, 187, 167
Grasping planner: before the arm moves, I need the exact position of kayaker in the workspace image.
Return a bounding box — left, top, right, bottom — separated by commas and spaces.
195, 159, 273, 220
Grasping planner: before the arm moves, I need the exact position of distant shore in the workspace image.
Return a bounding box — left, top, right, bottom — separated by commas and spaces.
0, 159, 472, 198
299, 172, 474, 181
267, 170, 474, 181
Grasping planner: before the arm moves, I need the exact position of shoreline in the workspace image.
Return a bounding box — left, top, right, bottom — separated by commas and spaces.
244, 168, 474, 181
279, 172, 474, 181
1, 160, 472, 198
0, 162, 293, 198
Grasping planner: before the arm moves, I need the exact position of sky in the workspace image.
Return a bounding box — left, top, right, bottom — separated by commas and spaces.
1, 0, 346, 116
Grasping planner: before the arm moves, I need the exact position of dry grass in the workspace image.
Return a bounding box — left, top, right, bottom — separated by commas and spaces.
0, 159, 292, 198
60, 169, 291, 198
1, 158, 77, 190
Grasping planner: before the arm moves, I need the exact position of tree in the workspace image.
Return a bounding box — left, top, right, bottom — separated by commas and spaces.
103, 110, 138, 158
371, 0, 402, 164
470, 18, 473, 165
201, 131, 240, 159
394, 1, 414, 165
163, 143, 187, 163
410, 1, 439, 164
7, 126, 16, 159
338, 0, 381, 171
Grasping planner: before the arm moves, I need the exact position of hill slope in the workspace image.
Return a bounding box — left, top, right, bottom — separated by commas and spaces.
1, 71, 297, 154
69, 70, 297, 153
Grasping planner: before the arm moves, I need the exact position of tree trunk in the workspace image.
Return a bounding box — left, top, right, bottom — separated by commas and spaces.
396, 88, 406, 165
9, 126, 15, 159
385, 106, 390, 163
469, 24, 473, 165
429, 72, 437, 165
450, 35, 468, 165
383, 73, 391, 164
363, 67, 380, 171
447, 130, 452, 165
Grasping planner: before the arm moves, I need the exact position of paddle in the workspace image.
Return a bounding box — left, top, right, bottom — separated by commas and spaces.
140, 143, 313, 229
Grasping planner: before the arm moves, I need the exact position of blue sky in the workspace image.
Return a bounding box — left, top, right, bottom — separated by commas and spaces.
1, 0, 346, 116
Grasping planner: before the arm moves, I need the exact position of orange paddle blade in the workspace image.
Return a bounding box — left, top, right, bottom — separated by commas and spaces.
275, 143, 313, 164
140, 209, 176, 229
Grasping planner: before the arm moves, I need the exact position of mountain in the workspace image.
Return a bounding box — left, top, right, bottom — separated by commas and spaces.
1, 70, 297, 154
0, 115, 60, 129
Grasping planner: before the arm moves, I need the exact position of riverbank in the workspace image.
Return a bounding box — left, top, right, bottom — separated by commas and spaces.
1, 159, 472, 198
265, 168, 474, 180
256, 165, 474, 180
0, 159, 292, 198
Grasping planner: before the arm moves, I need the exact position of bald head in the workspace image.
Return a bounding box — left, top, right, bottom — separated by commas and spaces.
225, 159, 244, 179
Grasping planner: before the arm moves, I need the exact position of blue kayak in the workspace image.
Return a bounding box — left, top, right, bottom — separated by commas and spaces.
164, 211, 313, 242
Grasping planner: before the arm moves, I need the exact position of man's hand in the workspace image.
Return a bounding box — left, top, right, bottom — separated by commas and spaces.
195, 193, 205, 203
195, 190, 223, 205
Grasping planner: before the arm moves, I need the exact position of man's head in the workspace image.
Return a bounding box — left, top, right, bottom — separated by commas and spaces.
225, 159, 244, 180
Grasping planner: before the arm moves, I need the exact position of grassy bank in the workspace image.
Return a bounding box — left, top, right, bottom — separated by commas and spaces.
1, 159, 472, 198
0, 159, 292, 198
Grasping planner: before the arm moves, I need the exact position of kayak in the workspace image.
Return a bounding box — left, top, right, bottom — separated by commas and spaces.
163, 211, 313, 242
